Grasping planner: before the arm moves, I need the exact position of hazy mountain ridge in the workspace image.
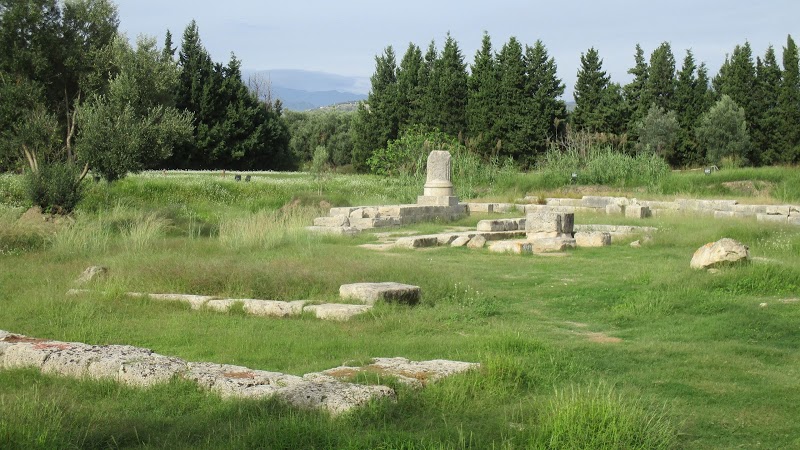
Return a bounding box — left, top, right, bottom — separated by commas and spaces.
242, 69, 368, 111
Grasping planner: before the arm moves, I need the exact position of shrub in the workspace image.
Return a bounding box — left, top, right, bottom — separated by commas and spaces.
25, 162, 85, 214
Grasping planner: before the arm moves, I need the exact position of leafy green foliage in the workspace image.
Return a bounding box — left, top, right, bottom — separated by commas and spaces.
25, 161, 84, 214
635, 104, 680, 157
696, 95, 751, 166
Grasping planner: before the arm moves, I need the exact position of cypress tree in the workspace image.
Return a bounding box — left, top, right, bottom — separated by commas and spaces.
673, 50, 708, 165
466, 32, 500, 158
778, 35, 800, 162
624, 44, 649, 133
753, 47, 783, 164
432, 33, 468, 137
351, 46, 399, 170
495, 37, 528, 158
646, 42, 676, 111
397, 42, 423, 130
417, 41, 438, 129
161, 29, 175, 62
573, 47, 611, 132
714, 42, 758, 162
524, 40, 567, 158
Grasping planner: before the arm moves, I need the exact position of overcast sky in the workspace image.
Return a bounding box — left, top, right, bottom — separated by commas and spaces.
115, 0, 799, 96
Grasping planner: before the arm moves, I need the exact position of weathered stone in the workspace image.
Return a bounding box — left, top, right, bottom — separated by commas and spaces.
322, 357, 480, 388
606, 204, 624, 215
313, 215, 350, 227
714, 211, 752, 219
305, 226, 360, 236
630, 240, 641, 248
183, 362, 304, 398
789, 215, 800, 226
394, 236, 438, 249
329, 207, 357, 217
228, 299, 307, 317
451, 236, 471, 247
304, 304, 373, 321
492, 203, 518, 213
488, 240, 532, 254
277, 373, 396, 415
75, 266, 109, 285
423, 151, 452, 194
339, 282, 421, 305
467, 235, 487, 249
765, 205, 791, 216
435, 234, 458, 245
690, 238, 750, 270
477, 219, 524, 232
757, 213, 788, 224
531, 238, 576, 253
467, 203, 493, 213
575, 231, 611, 247
525, 212, 573, 239
733, 204, 767, 215
625, 205, 651, 219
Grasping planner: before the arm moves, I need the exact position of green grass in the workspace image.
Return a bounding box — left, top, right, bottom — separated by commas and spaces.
1, 170, 800, 448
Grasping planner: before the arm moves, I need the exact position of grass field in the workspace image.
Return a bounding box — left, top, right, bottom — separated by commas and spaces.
1, 169, 799, 449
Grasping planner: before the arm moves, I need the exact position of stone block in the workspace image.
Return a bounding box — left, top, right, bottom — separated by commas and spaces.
467, 235, 487, 248
757, 214, 788, 224
313, 215, 349, 227
714, 211, 751, 219
417, 195, 459, 206
436, 234, 458, 245
451, 236, 471, 247
788, 215, 800, 226
606, 204, 624, 215
183, 362, 303, 398
575, 231, 611, 247
277, 375, 395, 415
329, 207, 356, 217
304, 304, 373, 321
134, 293, 216, 310
488, 240, 533, 254
305, 226, 360, 236
525, 212, 574, 235
394, 236, 438, 249
766, 205, 792, 216
75, 266, 109, 285
625, 205, 651, 219
531, 237, 576, 253
467, 203, 493, 213
339, 282, 421, 305
492, 203, 518, 213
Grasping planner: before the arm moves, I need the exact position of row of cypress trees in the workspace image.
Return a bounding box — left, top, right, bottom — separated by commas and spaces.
352, 33, 800, 168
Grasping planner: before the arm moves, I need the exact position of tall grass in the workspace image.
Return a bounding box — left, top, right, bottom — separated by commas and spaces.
527, 383, 677, 449
218, 207, 320, 250
536, 147, 670, 189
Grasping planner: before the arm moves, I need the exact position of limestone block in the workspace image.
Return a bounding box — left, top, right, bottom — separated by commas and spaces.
329, 207, 356, 217
606, 204, 624, 215
349, 208, 366, 219
40, 342, 100, 377
436, 234, 458, 245
625, 205, 651, 219
451, 236, 471, 247
714, 211, 752, 220
581, 196, 627, 209
339, 282, 421, 305
349, 217, 397, 229
765, 205, 791, 216
394, 236, 438, 248
467, 235, 487, 248
184, 362, 304, 398
85, 344, 187, 387
313, 215, 350, 227
377, 206, 401, 217
304, 304, 373, 321
417, 195, 460, 206
242, 299, 306, 317
639, 200, 679, 210
690, 238, 749, 270
531, 238, 576, 253
757, 213, 788, 224
525, 212, 574, 237
477, 219, 522, 232
205, 299, 237, 312
788, 215, 800, 226
277, 374, 395, 415
575, 231, 611, 247
492, 203, 518, 213
322, 357, 480, 388
488, 240, 532, 254
467, 203, 493, 213
75, 266, 109, 285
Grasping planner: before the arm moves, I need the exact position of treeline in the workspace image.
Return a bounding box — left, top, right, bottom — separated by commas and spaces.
341, 32, 800, 170
0, 0, 293, 180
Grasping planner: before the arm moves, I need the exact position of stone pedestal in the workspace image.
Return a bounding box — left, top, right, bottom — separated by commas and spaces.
417, 150, 459, 207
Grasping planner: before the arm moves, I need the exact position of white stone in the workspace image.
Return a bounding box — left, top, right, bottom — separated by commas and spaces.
690, 238, 750, 270
394, 236, 438, 248
277, 374, 396, 415
322, 357, 480, 388
467, 235, 487, 249
625, 205, 651, 219
436, 234, 458, 245
75, 266, 108, 285
183, 362, 304, 398
305, 226, 361, 236
488, 240, 532, 254
304, 304, 373, 321
630, 240, 642, 248
467, 203, 493, 213
242, 299, 306, 317
765, 205, 791, 215
575, 232, 611, 247
313, 215, 350, 227
757, 213, 788, 224
531, 238, 576, 253
339, 282, 421, 305
450, 236, 471, 247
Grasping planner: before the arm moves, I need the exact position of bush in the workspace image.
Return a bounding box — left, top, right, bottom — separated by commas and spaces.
25, 162, 85, 214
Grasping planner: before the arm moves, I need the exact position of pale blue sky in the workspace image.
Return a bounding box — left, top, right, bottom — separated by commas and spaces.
115, 0, 799, 95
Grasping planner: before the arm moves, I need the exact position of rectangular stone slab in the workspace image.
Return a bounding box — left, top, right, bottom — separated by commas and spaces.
339, 282, 421, 305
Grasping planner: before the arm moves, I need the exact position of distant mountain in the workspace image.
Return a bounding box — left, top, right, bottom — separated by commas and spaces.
242, 69, 368, 111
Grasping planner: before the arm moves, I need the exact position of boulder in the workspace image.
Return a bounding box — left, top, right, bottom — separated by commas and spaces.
339, 282, 421, 305
467, 235, 487, 248
690, 238, 750, 270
